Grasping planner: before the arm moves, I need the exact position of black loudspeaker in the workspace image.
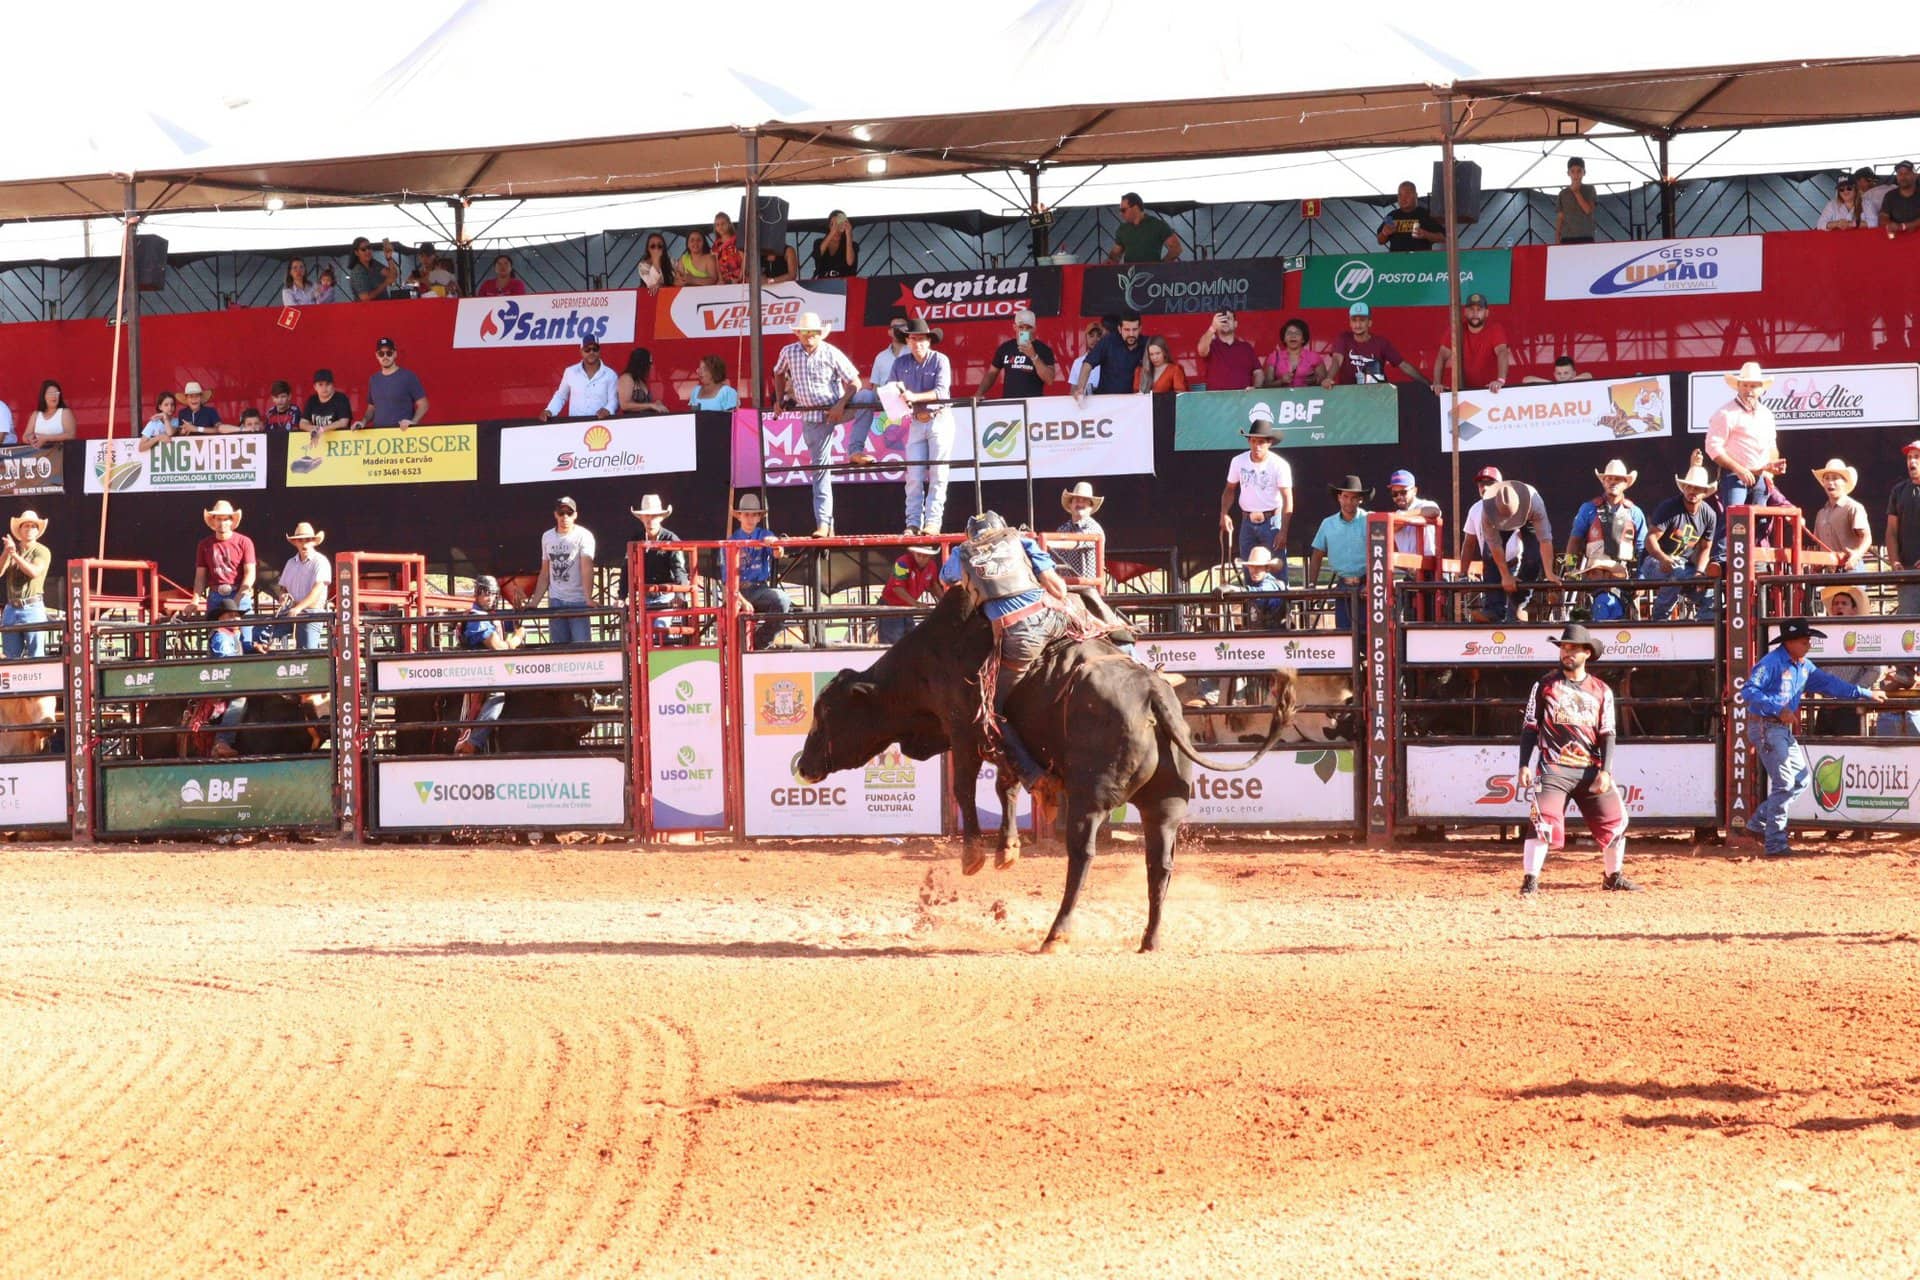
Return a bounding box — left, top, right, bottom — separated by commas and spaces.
1429, 160, 1482, 225
739, 194, 790, 250
134, 234, 169, 291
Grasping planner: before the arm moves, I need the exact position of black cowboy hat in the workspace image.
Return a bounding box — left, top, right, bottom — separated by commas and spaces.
1768, 618, 1828, 648
899, 316, 944, 342
1328, 475, 1372, 499
1241, 419, 1282, 441
1553, 623, 1603, 660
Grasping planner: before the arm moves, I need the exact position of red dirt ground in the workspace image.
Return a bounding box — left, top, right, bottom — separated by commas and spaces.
3, 831, 1919, 1278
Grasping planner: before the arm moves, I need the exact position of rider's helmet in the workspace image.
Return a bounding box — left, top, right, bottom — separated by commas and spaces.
965, 511, 1007, 540
473, 575, 500, 597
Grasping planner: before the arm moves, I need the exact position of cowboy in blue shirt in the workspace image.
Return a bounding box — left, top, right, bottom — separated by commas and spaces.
1739, 618, 1885, 855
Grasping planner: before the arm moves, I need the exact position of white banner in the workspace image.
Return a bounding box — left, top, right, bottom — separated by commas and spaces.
499, 415, 699, 485
0, 759, 67, 826
1790, 745, 1920, 828
0, 660, 63, 695
84, 436, 267, 494
1687, 364, 1920, 434
1404, 625, 1715, 665
647, 648, 726, 831
374, 649, 624, 692
453, 291, 637, 348
1405, 743, 1717, 821
740, 650, 944, 837
976, 747, 1355, 828
1451, 375, 1672, 453
377, 756, 627, 828
1802, 622, 1920, 662
1137, 633, 1354, 673
657, 282, 847, 340
1544, 236, 1764, 301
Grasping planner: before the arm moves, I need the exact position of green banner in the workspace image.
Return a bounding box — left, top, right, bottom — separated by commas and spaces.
1173, 387, 1399, 451
1299, 250, 1512, 309
101, 655, 333, 699
103, 758, 335, 833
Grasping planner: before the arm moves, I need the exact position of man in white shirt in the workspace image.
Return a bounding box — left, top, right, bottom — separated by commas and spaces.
1460, 476, 1559, 622
1218, 406, 1294, 573
541, 336, 620, 421
272, 521, 332, 652
534, 495, 597, 645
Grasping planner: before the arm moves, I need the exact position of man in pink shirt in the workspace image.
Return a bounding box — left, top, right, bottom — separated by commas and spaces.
1705, 360, 1786, 558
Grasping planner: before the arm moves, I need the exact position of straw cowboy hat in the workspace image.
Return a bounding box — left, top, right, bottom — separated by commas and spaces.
1675, 462, 1715, 494
1724, 360, 1772, 389
284, 521, 325, 547
1060, 481, 1105, 515
1820, 583, 1870, 616
9, 510, 46, 539
1577, 552, 1628, 580
1812, 458, 1859, 492
629, 494, 673, 519
202, 500, 243, 529
1553, 622, 1604, 660
790, 312, 832, 335
1241, 546, 1279, 569
1594, 459, 1638, 487
732, 492, 769, 515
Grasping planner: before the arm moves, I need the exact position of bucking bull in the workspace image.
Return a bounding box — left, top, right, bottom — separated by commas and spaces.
798, 585, 1298, 952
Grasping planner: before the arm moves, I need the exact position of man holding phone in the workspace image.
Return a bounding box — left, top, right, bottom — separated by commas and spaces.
1196, 310, 1257, 391
975, 309, 1057, 403
346, 236, 399, 301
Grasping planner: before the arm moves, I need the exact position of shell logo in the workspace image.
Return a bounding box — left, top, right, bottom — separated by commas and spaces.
582, 424, 613, 452
1490, 631, 1506, 644
1616, 630, 1632, 644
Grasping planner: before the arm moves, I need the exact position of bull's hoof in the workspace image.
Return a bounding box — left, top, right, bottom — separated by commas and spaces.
1138, 934, 1160, 953
995, 838, 1021, 871
960, 846, 988, 876
1038, 932, 1069, 954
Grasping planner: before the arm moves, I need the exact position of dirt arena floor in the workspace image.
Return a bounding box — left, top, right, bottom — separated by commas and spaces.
4, 830, 1920, 1278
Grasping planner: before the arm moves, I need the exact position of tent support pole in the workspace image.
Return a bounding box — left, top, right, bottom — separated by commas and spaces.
452, 200, 471, 297
1441, 95, 1463, 559
1027, 164, 1049, 262
1658, 134, 1676, 238
744, 129, 764, 410
125, 183, 142, 442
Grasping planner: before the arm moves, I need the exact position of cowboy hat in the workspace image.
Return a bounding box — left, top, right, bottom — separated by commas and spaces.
1767, 618, 1827, 648
1060, 482, 1105, 515
1328, 475, 1371, 499
284, 521, 325, 546
1241, 546, 1278, 569
8, 510, 46, 539
1724, 361, 1772, 389
1675, 463, 1714, 493
1812, 458, 1859, 492
1241, 418, 1282, 441
1820, 583, 1870, 616
181, 380, 207, 396
1491, 481, 1532, 531
898, 316, 943, 342
732, 492, 769, 514
1576, 552, 1628, 580
629, 494, 673, 519
790, 312, 832, 335
202, 500, 243, 529
905, 544, 940, 557
1553, 623, 1604, 659
1594, 459, 1638, 487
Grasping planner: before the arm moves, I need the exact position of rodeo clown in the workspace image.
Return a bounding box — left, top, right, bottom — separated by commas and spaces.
1516, 623, 1642, 896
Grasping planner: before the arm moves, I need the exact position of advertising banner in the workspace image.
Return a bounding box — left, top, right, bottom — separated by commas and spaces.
0, 660, 63, 695
740, 649, 944, 837
1544, 235, 1764, 301
731, 395, 1154, 487
1687, 363, 1920, 434
0, 445, 62, 497
373, 648, 624, 693
1404, 624, 1715, 665
84, 435, 267, 494
1791, 746, 1920, 828
102, 655, 332, 699
1405, 743, 1718, 821
499, 415, 699, 485
453, 291, 637, 348
1174, 387, 1398, 451
647, 648, 726, 831
1299, 250, 1512, 309
655, 280, 847, 340
103, 758, 335, 833
1181, 748, 1355, 825
1802, 622, 1920, 662
377, 756, 628, 829
1449, 374, 1672, 452
1135, 633, 1354, 673
286, 424, 478, 487
863, 267, 1064, 325
0, 759, 68, 827
1081, 258, 1287, 317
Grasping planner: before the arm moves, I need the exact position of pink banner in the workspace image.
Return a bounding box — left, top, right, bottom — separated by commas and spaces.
729, 409, 917, 488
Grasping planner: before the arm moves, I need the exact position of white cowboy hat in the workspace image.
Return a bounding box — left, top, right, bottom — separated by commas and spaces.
202, 500, 243, 529
629, 494, 673, 519
1812, 458, 1859, 492
9, 510, 46, 539
1820, 583, 1870, 615
182, 380, 207, 396
1594, 459, 1638, 487
1577, 552, 1628, 579
790, 312, 831, 335
1060, 481, 1105, 515
284, 521, 325, 546
1675, 463, 1714, 493
905, 544, 940, 557
1724, 361, 1772, 389
732, 492, 769, 514
1241, 546, 1278, 569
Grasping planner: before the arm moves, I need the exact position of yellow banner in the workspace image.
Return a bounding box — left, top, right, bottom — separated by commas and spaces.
285, 424, 478, 487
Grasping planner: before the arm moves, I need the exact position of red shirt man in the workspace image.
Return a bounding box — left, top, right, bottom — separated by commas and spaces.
1196, 310, 1259, 391
1433, 293, 1512, 391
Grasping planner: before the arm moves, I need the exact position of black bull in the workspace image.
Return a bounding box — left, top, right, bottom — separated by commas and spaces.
390, 689, 599, 755
137, 694, 329, 758
797, 587, 1299, 952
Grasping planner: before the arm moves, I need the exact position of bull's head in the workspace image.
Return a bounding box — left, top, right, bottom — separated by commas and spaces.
796, 669, 947, 783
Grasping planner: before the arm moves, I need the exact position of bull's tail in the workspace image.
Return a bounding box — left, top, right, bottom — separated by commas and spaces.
1155, 667, 1298, 774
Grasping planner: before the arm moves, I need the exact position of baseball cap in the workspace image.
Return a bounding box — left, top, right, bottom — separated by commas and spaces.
313, 368, 335, 383
1348, 302, 1371, 317
374, 335, 396, 350
1464, 292, 1489, 307
579, 335, 600, 350
554, 495, 578, 513
1904, 440, 1920, 455
1388, 469, 1417, 488
1014, 308, 1037, 327
1900, 160, 1916, 173
1475, 465, 1503, 483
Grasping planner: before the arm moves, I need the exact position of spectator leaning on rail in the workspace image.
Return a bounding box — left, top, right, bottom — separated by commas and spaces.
1067, 320, 1109, 394
270, 522, 331, 653
876, 543, 943, 645
1135, 336, 1188, 393
476, 253, 529, 297
1883, 439, 1920, 616
689, 355, 739, 412
455, 575, 523, 757
772, 311, 862, 537
1704, 361, 1785, 559
1, 509, 51, 660
1108, 192, 1182, 263
1740, 618, 1885, 858
1387, 469, 1442, 564
1196, 310, 1258, 391
1219, 407, 1293, 572
1462, 478, 1559, 623
1810, 458, 1872, 571
542, 335, 619, 421
139, 391, 183, 453
678, 230, 717, 284
618, 347, 671, 416
885, 317, 956, 536
1817, 172, 1870, 231
282, 257, 320, 306
533, 496, 596, 646
636, 233, 676, 293
1878, 160, 1920, 234
355, 337, 429, 429
1556, 158, 1598, 244
1432, 293, 1512, 392
1324, 303, 1429, 388
1307, 475, 1370, 632
303, 369, 354, 442
729, 494, 789, 650
631, 495, 688, 644
976, 309, 1056, 405
1854, 166, 1888, 224
1640, 457, 1718, 621
179, 381, 222, 432
1075, 311, 1146, 399
1053, 482, 1106, 584
1522, 355, 1593, 385
314, 266, 344, 304
194, 500, 257, 656
1377, 181, 1444, 252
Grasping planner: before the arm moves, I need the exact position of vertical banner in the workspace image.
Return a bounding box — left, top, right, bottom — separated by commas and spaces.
647, 648, 727, 830
1364, 514, 1394, 842
1724, 509, 1754, 834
